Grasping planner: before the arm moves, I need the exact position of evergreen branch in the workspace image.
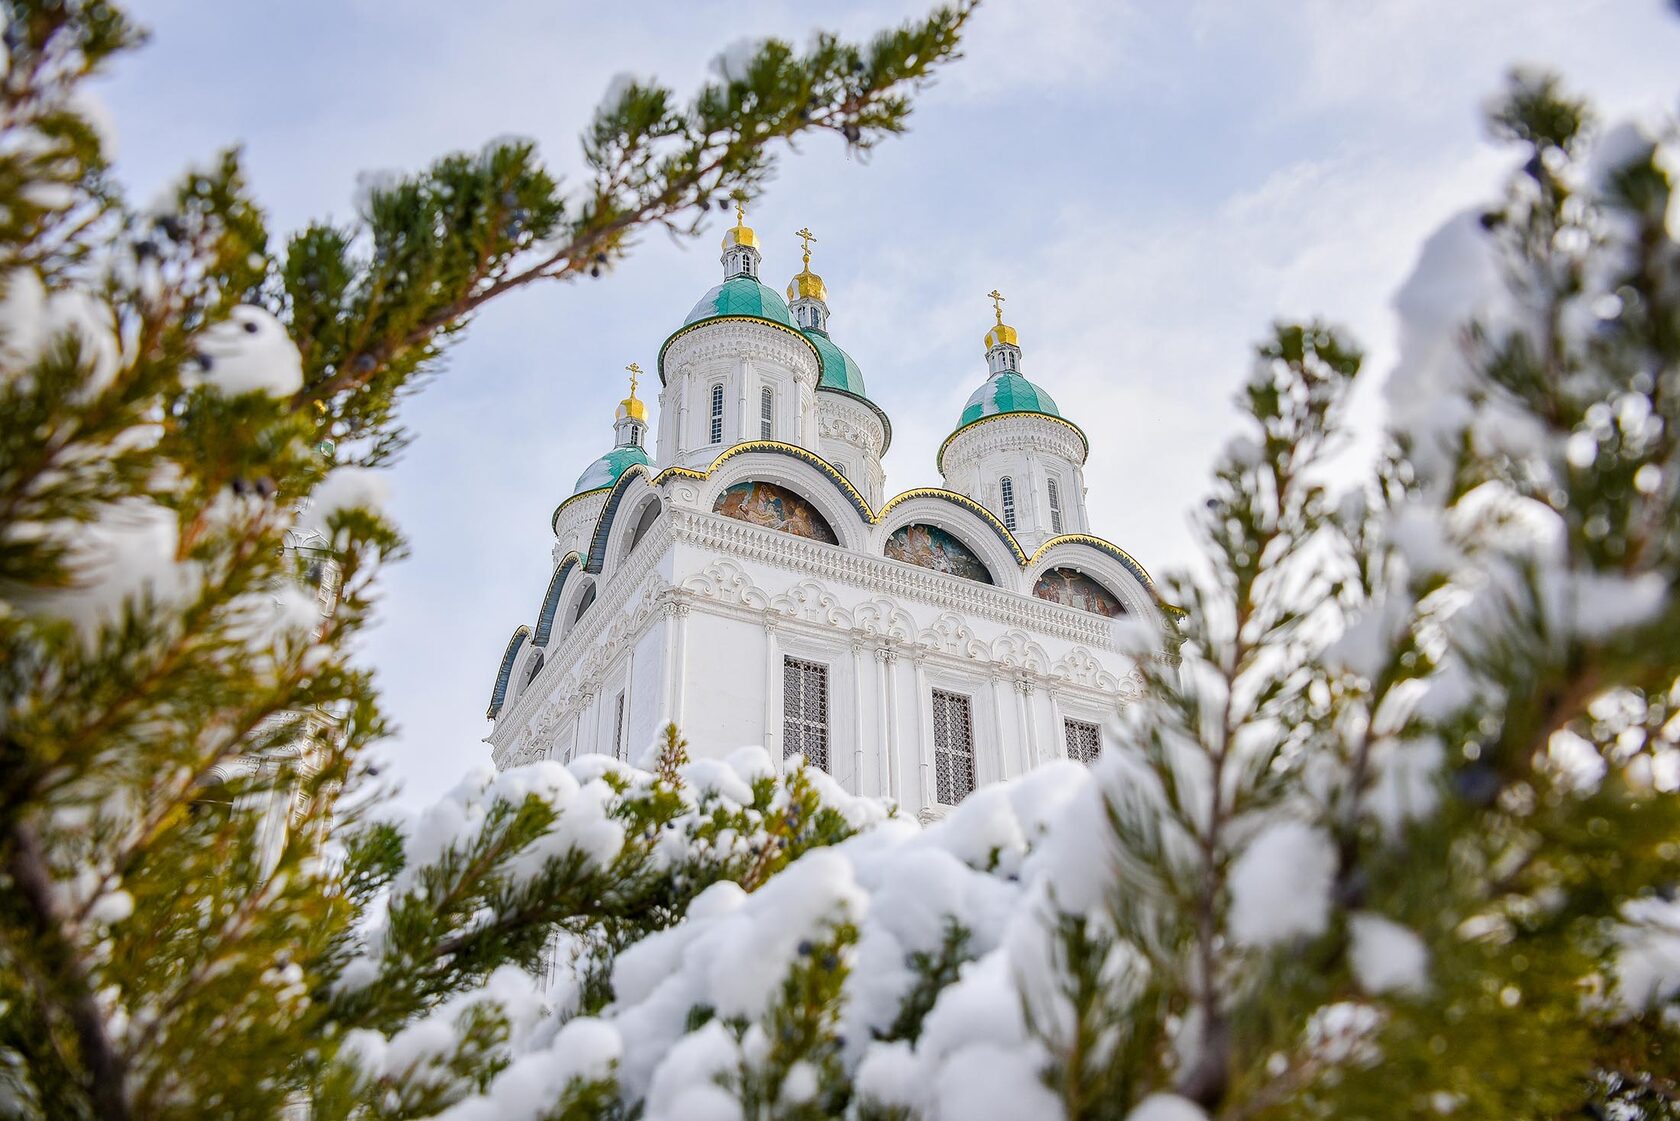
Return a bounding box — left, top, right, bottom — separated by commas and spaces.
2, 822, 129, 1121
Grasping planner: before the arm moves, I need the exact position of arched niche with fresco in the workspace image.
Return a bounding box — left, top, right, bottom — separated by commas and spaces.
713, 481, 838, 545
884, 523, 995, 585
1032, 566, 1126, 617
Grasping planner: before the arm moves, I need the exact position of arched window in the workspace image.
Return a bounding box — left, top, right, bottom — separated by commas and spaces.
999, 476, 1017, 532
626, 421, 642, 448
1047, 478, 1064, 534
760, 386, 773, 439
709, 383, 724, 444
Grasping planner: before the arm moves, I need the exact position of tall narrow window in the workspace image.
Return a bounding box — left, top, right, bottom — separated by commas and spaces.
1064, 718, 1101, 765
999, 476, 1017, 532
613, 692, 627, 762
783, 657, 830, 771
931, 689, 975, 804
709, 383, 725, 444
1047, 478, 1064, 534
760, 386, 774, 439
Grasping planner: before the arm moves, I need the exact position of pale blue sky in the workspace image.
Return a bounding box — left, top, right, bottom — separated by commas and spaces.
98, 1, 1680, 804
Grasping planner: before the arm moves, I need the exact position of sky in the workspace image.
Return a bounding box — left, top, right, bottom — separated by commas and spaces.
96, 0, 1680, 806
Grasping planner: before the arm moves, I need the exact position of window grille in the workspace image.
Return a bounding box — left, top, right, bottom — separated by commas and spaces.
613, 692, 627, 761
1064, 718, 1101, 765
761, 387, 774, 439
931, 689, 975, 803
710, 383, 725, 444
1048, 478, 1064, 533
1000, 477, 1017, 532
782, 657, 830, 771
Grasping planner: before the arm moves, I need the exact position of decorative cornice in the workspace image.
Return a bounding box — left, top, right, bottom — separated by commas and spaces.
679, 557, 1141, 697
937, 410, 1090, 475
658, 316, 822, 385
815, 385, 893, 455
673, 511, 1118, 650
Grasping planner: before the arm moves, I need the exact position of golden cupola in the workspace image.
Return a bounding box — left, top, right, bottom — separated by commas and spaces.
615, 362, 647, 424
786, 226, 828, 305
983, 288, 1020, 351
719, 200, 763, 280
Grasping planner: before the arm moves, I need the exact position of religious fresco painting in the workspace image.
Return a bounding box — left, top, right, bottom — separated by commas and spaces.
1033, 567, 1125, 616
714, 481, 839, 544
884, 523, 995, 584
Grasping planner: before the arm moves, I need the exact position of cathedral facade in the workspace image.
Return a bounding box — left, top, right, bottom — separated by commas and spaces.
486, 209, 1176, 817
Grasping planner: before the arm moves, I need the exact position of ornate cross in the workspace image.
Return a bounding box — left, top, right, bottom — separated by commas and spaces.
624, 362, 641, 397
987, 288, 1006, 323
733, 199, 746, 227
795, 226, 816, 259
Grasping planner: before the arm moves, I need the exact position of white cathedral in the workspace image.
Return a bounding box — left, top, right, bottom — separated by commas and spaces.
486, 207, 1179, 818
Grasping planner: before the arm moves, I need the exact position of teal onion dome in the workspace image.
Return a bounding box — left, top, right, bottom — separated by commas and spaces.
957, 371, 1060, 427
573, 445, 650, 495
802, 328, 866, 397
683, 276, 795, 329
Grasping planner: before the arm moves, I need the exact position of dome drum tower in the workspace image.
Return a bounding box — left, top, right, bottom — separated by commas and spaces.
939, 293, 1090, 551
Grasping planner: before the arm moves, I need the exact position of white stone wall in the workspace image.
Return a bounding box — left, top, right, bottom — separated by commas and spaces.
814, 390, 887, 508
657, 320, 823, 470
940, 414, 1090, 551
491, 482, 1156, 817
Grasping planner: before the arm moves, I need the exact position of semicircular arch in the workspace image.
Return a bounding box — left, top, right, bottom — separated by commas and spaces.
486, 625, 531, 718
1026, 539, 1162, 630
871, 494, 1019, 591
698, 444, 870, 553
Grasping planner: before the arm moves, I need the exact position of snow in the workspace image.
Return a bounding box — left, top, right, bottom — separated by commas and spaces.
23, 498, 190, 638
189, 306, 303, 396
1228, 820, 1336, 946
1385, 209, 1519, 496
1612, 897, 1680, 1012
710, 37, 767, 83
300, 466, 391, 540
1127, 1094, 1209, 1121
932, 1041, 1064, 1121
1348, 913, 1429, 995
0, 270, 120, 396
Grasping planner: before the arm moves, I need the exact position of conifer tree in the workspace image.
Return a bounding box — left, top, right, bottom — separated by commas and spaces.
0, 1, 972, 1116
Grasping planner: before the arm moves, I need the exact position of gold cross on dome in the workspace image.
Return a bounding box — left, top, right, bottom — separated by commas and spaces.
624, 362, 641, 397
795, 227, 816, 259
733, 199, 746, 227
987, 289, 1006, 324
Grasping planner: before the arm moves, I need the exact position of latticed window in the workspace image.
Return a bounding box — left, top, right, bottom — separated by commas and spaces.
1064, 718, 1101, 765
1000, 476, 1017, 531
1047, 478, 1064, 533
613, 692, 627, 761
932, 689, 975, 804
710, 383, 725, 444
782, 657, 830, 771
761, 387, 774, 439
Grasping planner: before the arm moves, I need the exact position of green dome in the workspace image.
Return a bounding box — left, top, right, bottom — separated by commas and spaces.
573, 445, 650, 495
802, 328, 867, 397
684, 276, 794, 328
957, 372, 1060, 427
